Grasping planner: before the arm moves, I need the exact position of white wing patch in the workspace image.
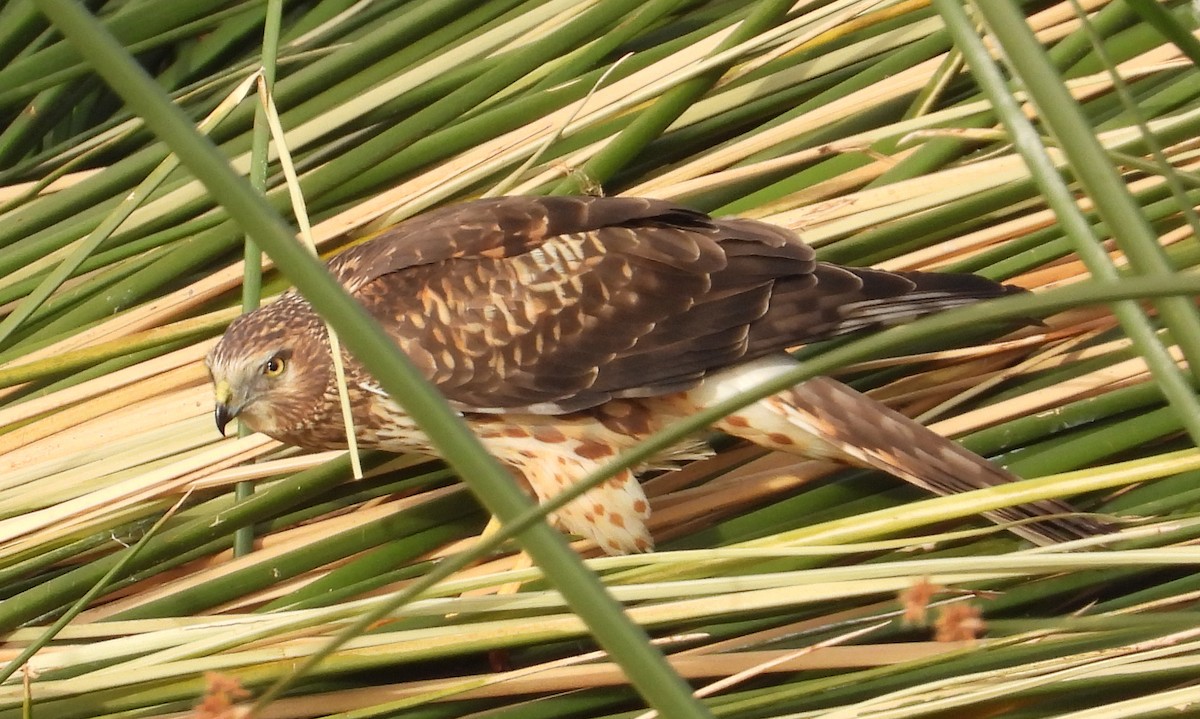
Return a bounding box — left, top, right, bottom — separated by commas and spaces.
357, 381, 389, 398
685, 354, 801, 406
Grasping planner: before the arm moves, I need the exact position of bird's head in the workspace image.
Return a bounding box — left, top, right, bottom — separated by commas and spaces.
205, 297, 331, 443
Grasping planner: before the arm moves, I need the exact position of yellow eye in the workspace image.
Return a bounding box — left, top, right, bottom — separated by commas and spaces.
263, 356, 286, 377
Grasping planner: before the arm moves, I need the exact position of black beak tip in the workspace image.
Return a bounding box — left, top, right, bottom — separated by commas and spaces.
215, 405, 232, 436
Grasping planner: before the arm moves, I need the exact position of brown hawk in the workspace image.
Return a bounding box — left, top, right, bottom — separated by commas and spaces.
206, 196, 1100, 554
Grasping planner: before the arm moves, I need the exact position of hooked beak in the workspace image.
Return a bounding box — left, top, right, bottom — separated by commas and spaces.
213, 379, 237, 436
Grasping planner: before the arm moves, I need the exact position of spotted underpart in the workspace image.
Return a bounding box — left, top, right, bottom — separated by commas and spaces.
207, 196, 1106, 554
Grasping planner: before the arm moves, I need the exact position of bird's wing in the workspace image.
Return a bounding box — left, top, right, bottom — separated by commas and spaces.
342, 196, 1010, 414
327, 196, 714, 291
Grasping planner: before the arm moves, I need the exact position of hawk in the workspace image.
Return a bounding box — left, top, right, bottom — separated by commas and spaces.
206, 196, 1100, 555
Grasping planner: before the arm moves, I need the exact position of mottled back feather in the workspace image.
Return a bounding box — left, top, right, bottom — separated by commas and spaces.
332, 196, 1016, 414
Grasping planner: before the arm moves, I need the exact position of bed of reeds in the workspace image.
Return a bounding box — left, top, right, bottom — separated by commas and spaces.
2, 0, 1200, 717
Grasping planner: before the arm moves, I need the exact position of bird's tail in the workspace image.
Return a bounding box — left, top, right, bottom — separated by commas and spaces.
815, 265, 1027, 339
743, 264, 1027, 357
694, 360, 1105, 545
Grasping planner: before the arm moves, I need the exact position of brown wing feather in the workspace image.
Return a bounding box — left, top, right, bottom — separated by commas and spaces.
328, 196, 710, 291
346, 196, 1015, 414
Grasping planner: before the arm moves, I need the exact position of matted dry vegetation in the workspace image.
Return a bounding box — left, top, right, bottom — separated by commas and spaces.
2, 0, 1200, 717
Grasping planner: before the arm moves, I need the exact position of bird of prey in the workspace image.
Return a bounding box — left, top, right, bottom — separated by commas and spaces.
207, 195, 1100, 555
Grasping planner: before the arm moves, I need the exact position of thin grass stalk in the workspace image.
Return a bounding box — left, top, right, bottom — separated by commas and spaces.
485, 56, 634, 198
106, 491, 475, 621
1004, 405, 1182, 479
257, 79, 366, 475
0, 451, 365, 631
551, 0, 793, 195
250, 0, 531, 151
1049, 683, 1200, 719
29, 3, 714, 719
0, 152, 241, 340
0, 142, 106, 216
0, 0, 258, 108
961, 378, 1183, 458
312, 0, 651, 206
0, 2, 43, 70
805, 627, 1200, 719
235, 0, 281, 558
971, 1, 1200, 376
0, 490, 191, 684
0, 0, 530, 266
522, 0, 688, 96
702, 628, 1141, 719
1124, 0, 1200, 65
0, 0, 466, 247
5, 223, 244, 353
932, 0, 1200, 448
1068, 0, 1200, 242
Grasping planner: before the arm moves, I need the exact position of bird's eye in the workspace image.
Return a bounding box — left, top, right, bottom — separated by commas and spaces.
263, 356, 286, 377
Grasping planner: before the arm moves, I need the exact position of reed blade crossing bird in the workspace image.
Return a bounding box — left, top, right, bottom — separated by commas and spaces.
206, 196, 1101, 554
